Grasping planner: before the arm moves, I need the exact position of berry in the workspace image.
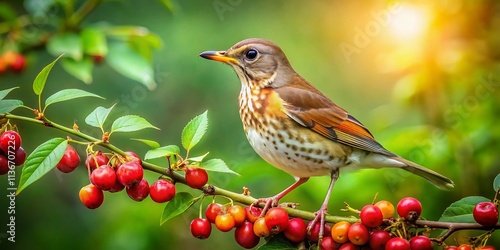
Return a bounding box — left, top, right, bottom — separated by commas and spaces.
228, 205, 246, 226
265, 207, 289, 234
253, 217, 270, 237
0, 154, 9, 175
13, 147, 26, 166
190, 218, 211, 239
235, 221, 260, 249
320, 236, 340, 250
9, 53, 26, 72
331, 221, 350, 244
397, 197, 422, 221
126, 179, 149, 201
206, 203, 223, 223
150, 179, 176, 203
360, 204, 383, 227
56, 145, 81, 173
444, 247, 458, 250
185, 167, 208, 189
457, 244, 472, 250
79, 184, 104, 209
215, 213, 236, 232
374, 200, 395, 219
245, 205, 262, 223
108, 177, 125, 193
338, 242, 358, 250
90, 165, 116, 190
347, 222, 369, 245
92, 54, 105, 64
116, 161, 143, 187
477, 246, 496, 250
85, 151, 109, 171
123, 151, 142, 164
306, 221, 322, 242
369, 229, 391, 250
0, 130, 22, 152
386, 237, 410, 250
473, 201, 499, 227
283, 218, 306, 243
409, 235, 433, 250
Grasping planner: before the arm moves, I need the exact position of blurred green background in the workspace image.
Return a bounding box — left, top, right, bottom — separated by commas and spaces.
1, 0, 499, 249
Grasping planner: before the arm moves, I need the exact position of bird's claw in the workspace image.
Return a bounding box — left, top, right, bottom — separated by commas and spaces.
306, 206, 328, 243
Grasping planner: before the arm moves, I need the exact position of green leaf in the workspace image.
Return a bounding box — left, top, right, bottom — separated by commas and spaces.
107, 42, 157, 90
0, 3, 17, 21
46, 33, 82, 60
61, 57, 94, 84
81, 28, 108, 56
110, 115, 159, 134
0, 100, 23, 113
439, 196, 490, 223
145, 145, 180, 160
199, 159, 240, 176
181, 111, 208, 151
33, 54, 64, 96
85, 105, 115, 128
257, 234, 295, 250
45, 89, 103, 108
0, 87, 19, 101
17, 138, 67, 194
160, 192, 201, 225
494, 173, 500, 192
131, 139, 161, 149
189, 152, 209, 163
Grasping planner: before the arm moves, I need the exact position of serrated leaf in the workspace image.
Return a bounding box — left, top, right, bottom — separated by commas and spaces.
181, 111, 208, 151
257, 234, 295, 250
47, 33, 82, 60
494, 173, 500, 191
0, 87, 19, 101
17, 138, 67, 194
189, 152, 209, 163
85, 105, 115, 128
110, 115, 159, 134
61, 57, 94, 84
438, 196, 490, 223
45, 89, 103, 108
131, 139, 161, 149
81, 28, 108, 56
107, 42, 157, 90
145, 145, 180, 160
199, 158, 240, 176
33, 54, 64, 96
0, 99, 23, 113
160, 192, 201, 225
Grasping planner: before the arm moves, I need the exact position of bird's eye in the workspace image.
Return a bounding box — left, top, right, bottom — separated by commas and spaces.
245, 49, 258, 60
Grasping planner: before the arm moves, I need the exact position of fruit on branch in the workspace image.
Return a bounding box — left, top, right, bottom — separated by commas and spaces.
283, 218, 307, 243
409, 235, 433, 250
338, 242, 357, 250
108, 177, 125, 193
206, 203, 223, 223
85, 151, 109, 171
374, 200, 395, 219
360, 204, 383, 227
149, 179, 176, 203
0, 155, 9, 175
215, 213, 236, 232
0, 130, 26, 174
397, 197, 422, 221
56, 145, 81, 173
0, 130, 22, 152
234, 221, 260, 249
9, 53, 26, 73
13, 146, 26, 166
244, 205, 262, 223
79, 184, 104, 209
347, 222, 369, 245
320, 236, 339, 250
369, 229, 391, 250
126, 179, 149, 201
264, 207, 289, 234
1, 51, 26, 73
190, 218, 212, 239
227, 205, 246, 226
457, 244, 472, 250
385, 237, 410, 250
331, 221, 351, 244
253, 217, 270, 237
92, 55, 105, 64
116, 160, 143, 187
307, 220, 332, 242
185, 167, 208, 189
90, 165, 117, 190
473, 201, 499, 227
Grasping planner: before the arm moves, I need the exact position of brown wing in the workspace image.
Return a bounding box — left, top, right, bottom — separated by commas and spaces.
273, 80, 395, 157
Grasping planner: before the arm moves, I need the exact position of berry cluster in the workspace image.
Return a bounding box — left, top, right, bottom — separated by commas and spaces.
0, 51, 26, 74
0, 130, 26, 175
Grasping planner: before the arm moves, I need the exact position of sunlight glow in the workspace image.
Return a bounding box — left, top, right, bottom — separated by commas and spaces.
389, 4, 430, 40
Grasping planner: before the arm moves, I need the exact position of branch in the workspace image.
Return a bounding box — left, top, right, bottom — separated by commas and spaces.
415, 220, 500, 244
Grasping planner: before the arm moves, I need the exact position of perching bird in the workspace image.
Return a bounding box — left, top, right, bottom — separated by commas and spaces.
199, 38, 454, 239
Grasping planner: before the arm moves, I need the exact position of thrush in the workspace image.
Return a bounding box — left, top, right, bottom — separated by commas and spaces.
199, 38, 454, 239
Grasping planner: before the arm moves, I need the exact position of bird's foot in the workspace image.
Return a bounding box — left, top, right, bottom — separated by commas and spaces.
307, 204, 328, 243
251, 197, 279, 217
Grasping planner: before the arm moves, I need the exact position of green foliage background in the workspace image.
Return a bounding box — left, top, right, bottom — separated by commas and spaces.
1, 0, 499, 249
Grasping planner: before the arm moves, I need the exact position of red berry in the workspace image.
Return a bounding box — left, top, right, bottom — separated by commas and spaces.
477, 246, 496, 250
397, 197, 422, 221
123, 151, 141, 164
245, 205, 262, 223
473, 201, 499, 227
85, 151, 109, 171
347, 222, 369, 245
386, 237, 410, 250
13, 147, 26, 166
108, 177, 125, 193
126, 179, 149, 201
0, 154, 9, 175
9, 53, 26, 72
228, 205, 246, 226
331, 221, 350, 244
90, 165, 116, 190
409, 235, 433, 250
206, 203, 223, 223
265, 207, 289, 234
369, 229, 391, 250
185, 167, 208, 189
56, 145, 81, 173
457, 244, 472, 250
444, 247, 457, 250
92, 54, 105, 64
320, 236, 341, 250
215, 213, 236, 232
253, 217, 271, 237
116, 161, 143, 187
0, 130, 22, 152
234, 221, 260, 249
283, 218, 306, 243
360, 204, 383, 227
150, 179, 176, 203
338, 242, 358, 250
79, 184, 104, 209
190, 218, 211, 239
306, 221, 321, 242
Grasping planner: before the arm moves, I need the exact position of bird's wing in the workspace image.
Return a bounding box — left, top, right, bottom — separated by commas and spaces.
273, 83, 395, 156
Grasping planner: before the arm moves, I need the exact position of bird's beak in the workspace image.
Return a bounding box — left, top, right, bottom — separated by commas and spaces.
199, 51, 238, 64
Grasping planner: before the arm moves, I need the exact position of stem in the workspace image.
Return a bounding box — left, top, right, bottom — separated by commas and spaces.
66, 0, 103, 29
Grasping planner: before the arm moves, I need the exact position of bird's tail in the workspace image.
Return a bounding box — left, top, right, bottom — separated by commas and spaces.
393, 156, 455, 190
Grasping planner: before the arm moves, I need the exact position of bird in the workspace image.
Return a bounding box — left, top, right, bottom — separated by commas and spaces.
199, 38, 454, 239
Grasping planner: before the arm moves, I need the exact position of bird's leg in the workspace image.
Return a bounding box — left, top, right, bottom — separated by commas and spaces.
253, 177, 309, 216
307, 169, 340, 243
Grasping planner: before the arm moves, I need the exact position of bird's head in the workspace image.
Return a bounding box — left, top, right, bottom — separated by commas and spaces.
200, 38, 296, 88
